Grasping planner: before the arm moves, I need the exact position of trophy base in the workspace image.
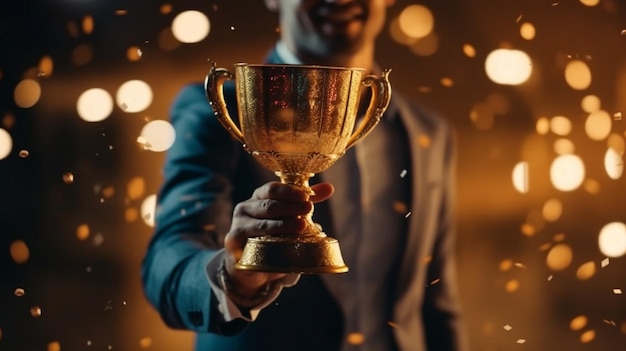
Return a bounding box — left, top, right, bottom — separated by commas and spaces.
235, 235, 349, 274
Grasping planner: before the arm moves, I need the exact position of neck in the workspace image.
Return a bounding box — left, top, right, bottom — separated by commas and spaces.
283, 40, 376, 72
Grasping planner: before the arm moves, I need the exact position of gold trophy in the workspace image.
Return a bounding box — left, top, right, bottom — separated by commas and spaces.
205, 62, 391, 274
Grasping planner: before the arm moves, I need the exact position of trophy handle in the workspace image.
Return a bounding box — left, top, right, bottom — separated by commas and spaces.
204, 62, 245, 144
345, 69, 392, 150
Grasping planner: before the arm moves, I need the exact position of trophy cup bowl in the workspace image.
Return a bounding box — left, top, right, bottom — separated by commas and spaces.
205, 62, 391, 274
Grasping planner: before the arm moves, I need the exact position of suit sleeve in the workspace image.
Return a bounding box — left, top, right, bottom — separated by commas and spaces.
141, 83, 247, 335
421, 122, 470, 351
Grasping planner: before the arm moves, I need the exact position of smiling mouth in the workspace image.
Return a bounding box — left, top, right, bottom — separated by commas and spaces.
313, 3, 365, 25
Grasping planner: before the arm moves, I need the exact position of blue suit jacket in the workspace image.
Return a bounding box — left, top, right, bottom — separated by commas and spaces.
142, 51, 469, 351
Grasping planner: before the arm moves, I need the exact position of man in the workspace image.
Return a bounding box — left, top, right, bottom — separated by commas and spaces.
142, 0, 469, 350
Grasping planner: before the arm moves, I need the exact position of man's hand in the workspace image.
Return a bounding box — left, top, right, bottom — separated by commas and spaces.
223, 181, 334, 300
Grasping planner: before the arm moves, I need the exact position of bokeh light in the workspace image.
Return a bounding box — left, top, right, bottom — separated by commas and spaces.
564, 60, 592, 90
585, 110, 612, 141
550, 154, 585, 191
598, 222, 626, 257
138, 120, 176, 152
38, 55, 54, 77
116, 80, 153, 113
485, 49, 533, 85
550, 116, 572, 136
542, 198, 563, 222
519, 22, 536, 40
554, 138, 575, 155
171, 10, 211, 43
536, 117, 550, 135
76, 88, 114, 122
604, 147, 623, 179
581, 94, 601, 113
14, 79, 42, 108
570, 315, 588, 331
10, 240, 30, 264
579, 0, 600, 6
397, 4, 434, 39
512, 161, 529, 193
141, 194, 157, 227
576, 261, 596, 280
0, 128, 13, 160
546, 243, 573, 271
462, 43, 476, 58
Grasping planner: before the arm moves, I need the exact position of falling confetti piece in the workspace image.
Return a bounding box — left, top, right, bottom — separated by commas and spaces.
547, 275, 554, 281
63, 172, 74, 184
400, 169, 407, 178
404, 211, 412, 218
30, 306, 42, 317
115, 9, 128, 15
613, 288, 622, 294
516, 339, 526, 344
429, 278, 441, 286
230, 26, 235, 30
603, 319, 617, 326
18, 150, 29, 158
516, 14, 523, 23
601, 258, 610, 267
614, 112, 622, 120
621, 29, 626, 36
504, 325, 513, 331
514, 262, 526, 269
14, 288, 25, 296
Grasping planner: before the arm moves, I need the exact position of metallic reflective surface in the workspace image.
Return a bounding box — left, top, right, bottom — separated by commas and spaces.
206, 62, 391, 274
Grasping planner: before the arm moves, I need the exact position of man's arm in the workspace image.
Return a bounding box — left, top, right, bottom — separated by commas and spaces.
141, 83, 247, 334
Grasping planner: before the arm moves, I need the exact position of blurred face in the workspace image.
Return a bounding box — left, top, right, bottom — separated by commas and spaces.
266, 0, 394, 62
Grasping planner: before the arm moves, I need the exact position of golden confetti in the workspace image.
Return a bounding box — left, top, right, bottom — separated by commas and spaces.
613, 288, 622, 295
10, 240, 29, 264
621, 29, 626, 36
516, 14, 523, 23
76, 224, 90, 241
62, 172, 74, 184
139, 337, 152, 348
614, 112, 622, 120
14, 288, 25, 296
346, 332, 365, 345
514, 262, 526, 269
601, 258, 610, 268
603, 319, 616, 326
580, 330, 595, 343
30, 306, 42, 317
503, 324, 513, 331
115, 9, 128, 15
516, 339, 526, 344
18, 150, 29, 158
47, 341, 61, 351
429, 278, 441, 286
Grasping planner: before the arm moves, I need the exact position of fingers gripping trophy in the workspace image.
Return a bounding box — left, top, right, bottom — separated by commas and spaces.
205, 62, 391, 274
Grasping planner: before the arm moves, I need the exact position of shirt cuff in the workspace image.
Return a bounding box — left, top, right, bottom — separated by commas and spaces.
205, 249, 300, 322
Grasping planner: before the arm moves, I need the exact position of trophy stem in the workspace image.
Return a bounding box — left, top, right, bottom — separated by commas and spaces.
275, 171, 323, 236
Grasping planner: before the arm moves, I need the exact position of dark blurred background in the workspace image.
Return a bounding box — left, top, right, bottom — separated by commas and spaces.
1, 0, 626, 350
